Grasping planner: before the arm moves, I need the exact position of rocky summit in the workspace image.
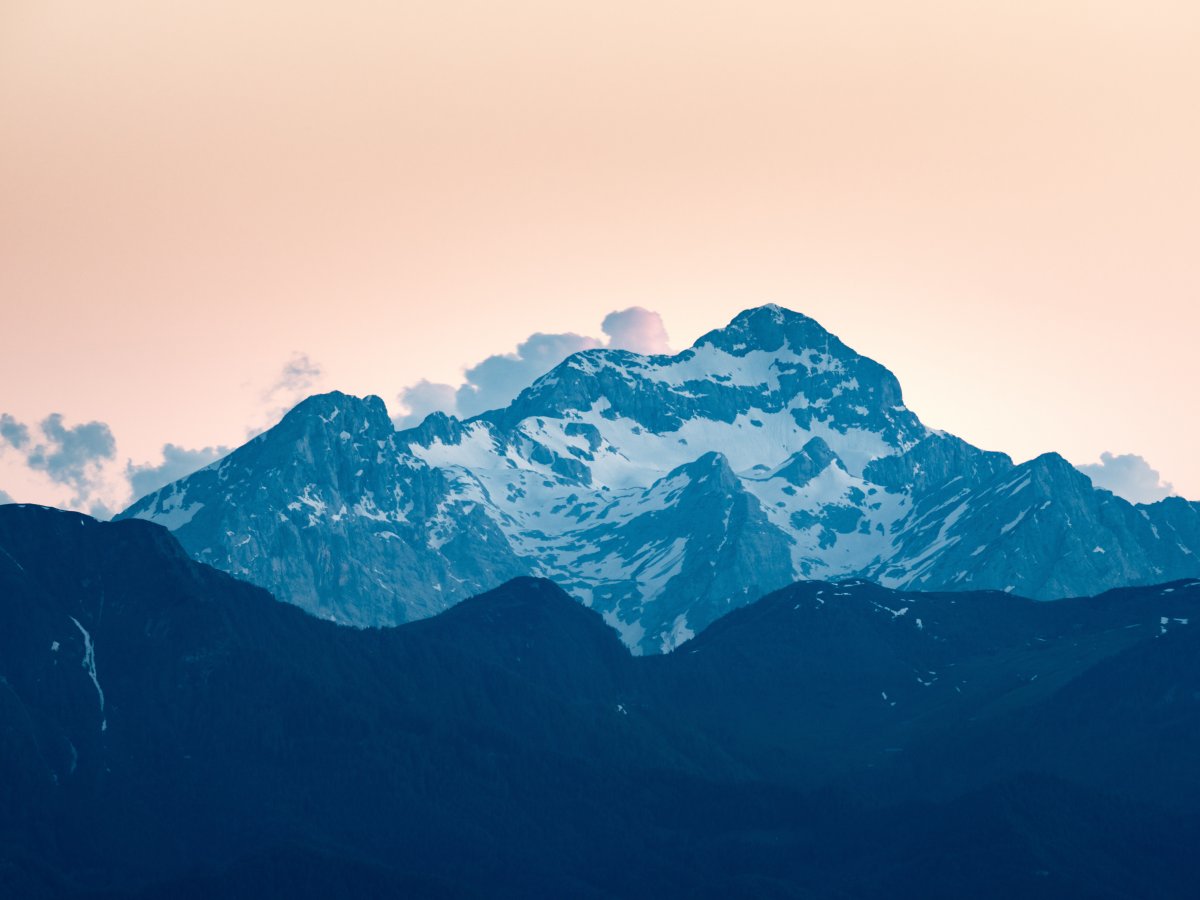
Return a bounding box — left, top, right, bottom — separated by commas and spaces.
119, 304, 1200, 653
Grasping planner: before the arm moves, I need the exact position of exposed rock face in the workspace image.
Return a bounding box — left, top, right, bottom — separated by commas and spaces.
119, 304, 1200, 652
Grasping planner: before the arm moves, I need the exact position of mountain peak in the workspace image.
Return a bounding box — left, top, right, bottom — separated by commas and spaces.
118, 306, 1200, 654
276, 392, 395, 445
285, 391, 391, 426
768, 437, 845, 486
406, 576, 633, 685
693, 304, 838, 357
662, 450, 739, 489
729, 302, 807, 327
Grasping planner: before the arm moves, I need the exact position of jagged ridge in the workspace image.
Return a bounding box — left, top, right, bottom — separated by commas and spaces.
118, 304, 1200, 652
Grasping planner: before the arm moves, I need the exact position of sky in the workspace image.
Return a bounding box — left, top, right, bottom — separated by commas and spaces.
1, 1, 1197, 513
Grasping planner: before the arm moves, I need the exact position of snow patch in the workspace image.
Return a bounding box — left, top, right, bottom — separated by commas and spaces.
68, 617, 106, 732
660, 613, 696, 653
141, 490, 204, 530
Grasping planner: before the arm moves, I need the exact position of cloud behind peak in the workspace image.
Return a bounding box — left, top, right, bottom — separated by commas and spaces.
1075, 452, 1176, 504
393, 307, 672, 428
601, 307, 672, 355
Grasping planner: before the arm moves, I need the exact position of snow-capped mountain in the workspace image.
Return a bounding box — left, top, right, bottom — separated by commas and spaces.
119, 305, 1200, 652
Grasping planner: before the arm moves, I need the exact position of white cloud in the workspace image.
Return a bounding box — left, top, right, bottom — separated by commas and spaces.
455, 331, 603, 419
393, 332, 600, 428
393, 307, 671, 427
601, 307, 672, 355
244, 352, 328, 437
126, 443, 230, 500
261, 353, 324, 421
393, 380, 461, 430
0, 353, 327, 516
0, 413, 119, 516
0, 413, 30, 450
1076, 452, 1176, 504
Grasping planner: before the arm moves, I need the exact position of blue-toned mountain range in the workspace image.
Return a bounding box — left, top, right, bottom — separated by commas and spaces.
120, 304, 1200, 653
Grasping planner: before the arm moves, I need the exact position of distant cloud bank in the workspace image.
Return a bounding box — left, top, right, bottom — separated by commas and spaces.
262, 353, 324, 424
0, 412, 117, 517
1075, 452, 1176, 504
0, 414, 31, 450
601, 307, 672, 355
454, 332, 603, 421
127, 443, 230, 498
393, 307, 672, 428
0, 352, 321, 517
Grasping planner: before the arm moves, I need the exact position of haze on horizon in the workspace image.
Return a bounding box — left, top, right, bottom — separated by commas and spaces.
1, 1, 1197, 512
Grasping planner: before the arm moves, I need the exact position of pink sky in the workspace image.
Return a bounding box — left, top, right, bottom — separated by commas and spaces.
1, 1, 1197, 510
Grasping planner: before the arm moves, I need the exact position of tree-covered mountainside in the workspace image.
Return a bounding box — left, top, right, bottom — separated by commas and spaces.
3, 505, 1198, 898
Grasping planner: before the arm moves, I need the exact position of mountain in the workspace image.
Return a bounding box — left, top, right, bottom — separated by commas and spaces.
0, 505, 669, 898
118, 304, 1200, 652
3, 505, 1199, 898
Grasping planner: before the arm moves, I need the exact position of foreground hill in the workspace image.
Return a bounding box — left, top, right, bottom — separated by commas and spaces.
3, 505, 1199, 898
119, 305, 1200, 653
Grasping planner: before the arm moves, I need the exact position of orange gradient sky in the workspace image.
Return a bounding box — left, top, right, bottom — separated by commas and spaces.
1, 1, 1198, 510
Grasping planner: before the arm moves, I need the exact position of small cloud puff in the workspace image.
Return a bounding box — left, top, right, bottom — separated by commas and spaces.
456, 332, 603, 420
601, 307, 672, 355
394, 333, 600, 428
2, 354, 328, 517
393, 307, 672, 428
0, 412, 118, 518
253, 353, 327, 434
1076, 452, 1175, 504
25, 414, 117, 504
0, 414, 30, 450
264, 353, 323, 407
393, 380, 460, 430
127, 443, 231, 500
